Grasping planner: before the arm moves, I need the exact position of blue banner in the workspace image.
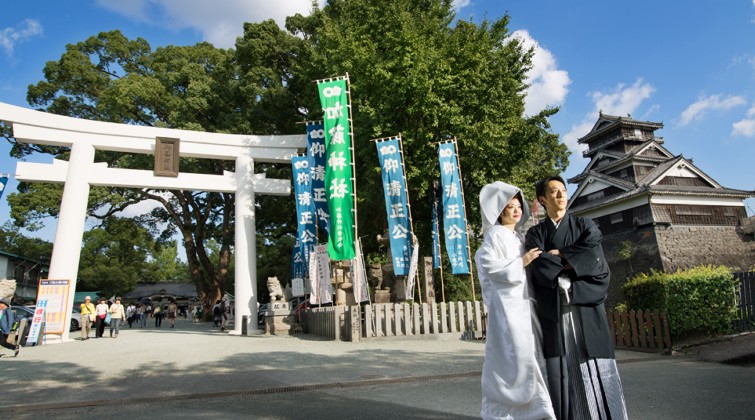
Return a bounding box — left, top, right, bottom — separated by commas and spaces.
290, 237, 306, 281
292, 155, 317, 276
438, 142, 470, 274
431, 180, 441, 269
376, 138, 413, 276
307, 122, 330, 234
0, 175, 8, 200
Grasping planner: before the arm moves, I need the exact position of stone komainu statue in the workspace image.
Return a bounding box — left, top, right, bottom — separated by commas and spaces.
267, 277, 285, 302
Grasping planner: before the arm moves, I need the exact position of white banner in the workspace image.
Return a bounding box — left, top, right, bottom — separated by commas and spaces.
352, 239, 370, 303
309, 244, 332, 305
406, 236, 420, 300
316, 244, 333, 305
27, 299, 47, 345
292, 278, 305, 297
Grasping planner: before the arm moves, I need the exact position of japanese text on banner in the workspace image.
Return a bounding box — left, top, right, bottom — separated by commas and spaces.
437, 142, 470, 274
307, 122, 330, 234
376, 138, 413, 276
317, 78, 355, 260
292, 155, 317, 274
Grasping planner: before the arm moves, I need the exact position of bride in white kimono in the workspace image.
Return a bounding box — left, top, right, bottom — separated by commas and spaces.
476, 181, 555, 420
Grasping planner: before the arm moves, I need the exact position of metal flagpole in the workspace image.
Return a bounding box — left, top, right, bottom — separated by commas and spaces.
451, 138, 476, 301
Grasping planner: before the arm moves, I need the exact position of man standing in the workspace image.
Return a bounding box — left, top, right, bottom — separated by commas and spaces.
80, 296, 95, 340
0, 297, 20, 357
525, 176, 627, 420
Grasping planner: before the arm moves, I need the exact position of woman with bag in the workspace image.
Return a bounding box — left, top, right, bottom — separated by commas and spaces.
109, 297, 126, 338
94, 297, 109, 338
0, 297, 20, 357
80, 296, 96, 340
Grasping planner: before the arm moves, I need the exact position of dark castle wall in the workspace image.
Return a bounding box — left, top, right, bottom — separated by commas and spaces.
601, 223, 755, 308
601, 226, 664, 308
655, 225, 755, 272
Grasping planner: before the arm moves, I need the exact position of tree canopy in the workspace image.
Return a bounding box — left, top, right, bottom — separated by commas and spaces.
6, 0, 568, 303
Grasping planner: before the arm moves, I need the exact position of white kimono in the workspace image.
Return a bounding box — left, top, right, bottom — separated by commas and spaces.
476, 225, 555, 420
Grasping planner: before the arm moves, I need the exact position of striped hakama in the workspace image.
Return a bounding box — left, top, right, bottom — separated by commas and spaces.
545, 292, 628, 420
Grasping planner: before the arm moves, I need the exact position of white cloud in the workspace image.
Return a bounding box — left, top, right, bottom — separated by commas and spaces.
0, 19, 43, 58
732, 105, 755, 137
95, 0, 319, 48
678, 94, 746, 127
452, 0, 472, 9
511, 30, 571, 117
561, 79, 655, 155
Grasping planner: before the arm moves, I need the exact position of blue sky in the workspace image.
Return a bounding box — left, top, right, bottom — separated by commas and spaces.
1, 0, 754, 244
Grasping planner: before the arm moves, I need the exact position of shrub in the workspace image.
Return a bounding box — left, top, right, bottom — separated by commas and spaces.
623, 265, 738, 338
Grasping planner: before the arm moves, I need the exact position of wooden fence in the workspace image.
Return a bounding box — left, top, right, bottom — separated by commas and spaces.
733, 271, 755, 332
605, 309, 671, 352
300, 306, 345, 341
303, 302, 674, 352
301, 301, 486, 342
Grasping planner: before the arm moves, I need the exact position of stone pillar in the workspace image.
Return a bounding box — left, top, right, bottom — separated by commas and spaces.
232, 154, 260, 335
47, 142, 95, 342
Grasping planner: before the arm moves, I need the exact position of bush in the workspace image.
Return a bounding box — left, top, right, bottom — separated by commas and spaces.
623, 265, 738, 338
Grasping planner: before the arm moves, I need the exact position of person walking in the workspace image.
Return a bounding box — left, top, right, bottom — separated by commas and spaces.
212, 300, 221, 328
109, 297, 126, 338
80, 296, 96, 340
525, 175, 628, 420
138, 304, 147, 328
476, 181, 554, 420
153, 304, 163, 328
167, 300, 178, 328
126, 302, 136, 328
220, 294, 231, 332
0, 297, 20, 357
94, 297, 109, 338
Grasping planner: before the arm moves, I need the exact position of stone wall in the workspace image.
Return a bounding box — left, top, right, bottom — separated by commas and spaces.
601, 224, 755, 308
655, 225, 755, 272
601, 226, 664, 308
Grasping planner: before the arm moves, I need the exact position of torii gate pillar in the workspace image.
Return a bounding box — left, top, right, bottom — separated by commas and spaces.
232, 154, 258, 335
47, 143, 95, 340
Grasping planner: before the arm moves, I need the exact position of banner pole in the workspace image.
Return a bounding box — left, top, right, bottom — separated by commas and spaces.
397, 134, 421, 304
433, 180, 446, 303
452, 139, 476, 301
345, 73, 359, 254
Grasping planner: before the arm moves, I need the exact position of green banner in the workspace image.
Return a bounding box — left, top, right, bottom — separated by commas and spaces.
317, 78, 356, 260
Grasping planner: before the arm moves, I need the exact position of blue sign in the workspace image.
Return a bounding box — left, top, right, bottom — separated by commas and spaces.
306, 123, 330, 234
292, 155, 317, 276
290, 237, 306, 281
376, 138, 413, 276
438, 142, 470, 274
0, 175, 8, 200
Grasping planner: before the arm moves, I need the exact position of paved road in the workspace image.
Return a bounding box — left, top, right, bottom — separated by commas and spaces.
2, 319, 752, 419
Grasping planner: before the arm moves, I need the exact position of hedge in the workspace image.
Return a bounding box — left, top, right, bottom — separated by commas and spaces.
622, 265, 738, 338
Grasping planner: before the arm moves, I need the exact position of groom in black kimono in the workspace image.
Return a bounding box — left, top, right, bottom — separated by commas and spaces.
525, 175, 627, 420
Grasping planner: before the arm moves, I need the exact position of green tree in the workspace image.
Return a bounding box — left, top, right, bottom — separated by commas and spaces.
143, 241, 190, 283
77, 217, 155, 296
281, 0, 569, 300
0, 222, 53, 262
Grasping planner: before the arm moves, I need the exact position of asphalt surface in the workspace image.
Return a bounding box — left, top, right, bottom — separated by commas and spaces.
2, 319, 753, 419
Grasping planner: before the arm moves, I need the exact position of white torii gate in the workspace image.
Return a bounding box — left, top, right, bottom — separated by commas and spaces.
0, 102, 306, 341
